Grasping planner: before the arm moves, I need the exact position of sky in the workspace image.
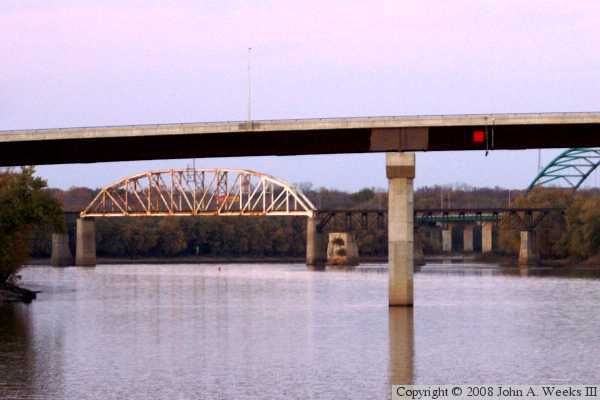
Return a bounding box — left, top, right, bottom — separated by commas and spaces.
2, 0, 600, 191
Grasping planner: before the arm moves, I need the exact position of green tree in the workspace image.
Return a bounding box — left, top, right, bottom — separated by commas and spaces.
0, 168, 64, 283
121, 219, 159, 258
156, 219, 186, 256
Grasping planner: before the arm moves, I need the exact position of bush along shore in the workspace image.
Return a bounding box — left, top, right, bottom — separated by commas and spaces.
1, 168, 64, 303
0, 282, 37, 303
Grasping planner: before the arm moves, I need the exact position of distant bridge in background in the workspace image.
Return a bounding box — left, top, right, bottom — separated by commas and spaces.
314, 207, 560, 230
528, 147, 600, 192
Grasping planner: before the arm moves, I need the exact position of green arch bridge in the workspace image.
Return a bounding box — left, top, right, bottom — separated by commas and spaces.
528, 148, 600, 191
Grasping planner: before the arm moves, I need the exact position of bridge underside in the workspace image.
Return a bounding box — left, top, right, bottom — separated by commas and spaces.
2, 113, 600, 166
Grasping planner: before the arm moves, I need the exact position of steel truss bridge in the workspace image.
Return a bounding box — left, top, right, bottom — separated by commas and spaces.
528, 147, 600, 191
81, 168, 316, 218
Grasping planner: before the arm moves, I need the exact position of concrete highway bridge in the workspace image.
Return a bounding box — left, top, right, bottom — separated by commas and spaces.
4, 111, 600, 307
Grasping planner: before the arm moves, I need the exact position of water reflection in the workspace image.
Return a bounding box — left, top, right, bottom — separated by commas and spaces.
0, 304, 34, 399
3, 263, 600, 399
388, 308, 414, 385
421, 262, 600, 280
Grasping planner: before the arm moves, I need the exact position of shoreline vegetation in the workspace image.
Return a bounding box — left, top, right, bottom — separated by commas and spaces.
25, 254, 600, 269
1, 168, 64, 304
0, 282, 37, 303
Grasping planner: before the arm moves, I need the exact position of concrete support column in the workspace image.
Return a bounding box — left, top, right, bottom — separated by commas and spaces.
76, 218, 96, 267
414, 230, 425, 268
387, 152, 415, 307
463, 225, 474, 252
518, 230, 538, 266
51, 233, 73, 267
481, 222, 494, 254
326, 232, 359, 267
306, 216, 326, 269
442, 226, 452, 253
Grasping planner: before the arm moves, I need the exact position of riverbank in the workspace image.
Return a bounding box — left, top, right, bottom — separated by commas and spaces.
537, 255, 600, 269
26, 254, 600, 269
472, 253, 600, 269
0, 283, 37, 303
28, 255, 391, 266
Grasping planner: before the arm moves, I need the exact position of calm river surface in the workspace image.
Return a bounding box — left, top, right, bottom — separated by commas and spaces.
2, 263, 600, 399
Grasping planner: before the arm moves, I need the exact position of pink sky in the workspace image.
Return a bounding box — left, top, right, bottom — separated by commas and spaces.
2, 1, 600, 190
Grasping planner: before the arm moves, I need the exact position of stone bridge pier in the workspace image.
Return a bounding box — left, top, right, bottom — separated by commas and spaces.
51, 217, 97, 267
441, 225, 453, 252
481, 221, 494, 254
75, 218, 96, 266
51, 233, 73, 267
326, 232, 359, 267
463, 224, 475, 252
441, 223, 479, 253
518, 230, 538, 266
306, 216, 326, 269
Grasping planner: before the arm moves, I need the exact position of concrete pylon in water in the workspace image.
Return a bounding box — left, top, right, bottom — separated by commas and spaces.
76, 218, 96, 267
481, 221, 494, 254
463, 225, 474, 252
442, 226, 452, 253
326, 232, 359, 267
51, 233, 73, 267
387, 152, 414, 307
306, 216, 326, 269
518, 230, 538, 266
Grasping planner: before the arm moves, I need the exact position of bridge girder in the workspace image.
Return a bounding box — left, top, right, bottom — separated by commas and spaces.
528, 147, 600, 192
315, 208, 562, 232
81, 168, 316, 218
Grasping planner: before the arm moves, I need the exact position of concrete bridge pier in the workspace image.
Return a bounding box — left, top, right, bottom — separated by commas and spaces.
414, 230, 425, 268
442, 225, 453, 253
326, 232, 359, 267
387, 152, 415, 307
76, 218, 96, 267
51, 233, 73, 267
306, 216, 326, 269
518, 230, 538, 266
481, 221, 494, 254
463, 225, 474, 252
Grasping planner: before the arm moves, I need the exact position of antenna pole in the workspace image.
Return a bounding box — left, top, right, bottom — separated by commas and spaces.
247, 47, 252, 124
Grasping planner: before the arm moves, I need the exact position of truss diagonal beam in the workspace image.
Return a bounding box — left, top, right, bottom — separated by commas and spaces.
81, 168, 316, 218
527, 148, 600, 192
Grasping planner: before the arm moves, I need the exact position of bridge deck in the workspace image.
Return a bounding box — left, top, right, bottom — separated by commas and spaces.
2, 112, 600, 166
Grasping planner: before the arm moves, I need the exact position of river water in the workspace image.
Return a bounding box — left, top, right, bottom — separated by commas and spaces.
1, 263, 600, 399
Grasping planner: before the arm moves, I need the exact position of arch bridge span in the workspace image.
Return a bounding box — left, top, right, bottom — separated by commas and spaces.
81, 168, 316, 218
527, 147, 600, 192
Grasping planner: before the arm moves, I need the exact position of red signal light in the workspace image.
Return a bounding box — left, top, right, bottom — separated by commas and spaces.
472, 130, 485, 144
